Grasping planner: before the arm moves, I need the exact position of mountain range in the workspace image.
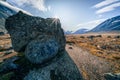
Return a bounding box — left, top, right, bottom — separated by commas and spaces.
65, 15, 120, 34
0, 0, 120, 34
64, 28, 89, 34
90, 15, 120, 32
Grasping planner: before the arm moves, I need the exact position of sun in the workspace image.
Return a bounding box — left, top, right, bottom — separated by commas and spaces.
54, 15, 59, 18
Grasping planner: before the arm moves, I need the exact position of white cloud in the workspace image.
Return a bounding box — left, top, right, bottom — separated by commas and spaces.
93, 0, 119, 8
73, 19, 106, 31
7, 0, 48, 11
96, 2, 120, 14
0, 1, 32, 15
98, 15, 103, 18
48, 6, 51, 11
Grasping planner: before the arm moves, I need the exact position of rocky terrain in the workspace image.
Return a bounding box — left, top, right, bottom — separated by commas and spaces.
66, 34, 120, 80
0, 11, 83, 80
1, 33, 120, 80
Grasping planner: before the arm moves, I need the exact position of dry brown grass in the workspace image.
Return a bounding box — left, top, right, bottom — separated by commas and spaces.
0, 34, 11, 45
66, 34, 120, 73
0, 34, 17, 63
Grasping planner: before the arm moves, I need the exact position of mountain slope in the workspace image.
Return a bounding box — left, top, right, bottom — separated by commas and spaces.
0, 1, 31, 33
64, 28, 89, 35
64, 31, 73, 35
90, 15, 120, 32
73, 28, 88, 34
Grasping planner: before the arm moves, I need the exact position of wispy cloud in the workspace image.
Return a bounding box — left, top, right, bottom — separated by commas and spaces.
96, 2, 120, 14
7, 0, 48, 11
0, 0, 32, 15
93, 0, 119, 8
74, 19, 106, 31
93, 0, 120, 14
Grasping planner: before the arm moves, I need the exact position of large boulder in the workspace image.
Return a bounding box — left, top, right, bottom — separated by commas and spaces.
5, 11, 66, 64
5, 11, 83, 80
24, 51, 83, 80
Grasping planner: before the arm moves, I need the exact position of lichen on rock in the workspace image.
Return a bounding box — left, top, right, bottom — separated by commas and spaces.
5, 11, 83, 80
5, 11, 66, 64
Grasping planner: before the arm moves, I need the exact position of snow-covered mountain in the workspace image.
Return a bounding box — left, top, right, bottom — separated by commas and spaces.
0, 0, 31, 33
64, 28, 89, 35
73, 28, 89, 34
90, 15, 120, 32
64, 31, 73, 35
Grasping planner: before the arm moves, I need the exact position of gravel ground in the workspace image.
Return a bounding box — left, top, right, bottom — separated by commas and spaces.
66, 44, 114, 80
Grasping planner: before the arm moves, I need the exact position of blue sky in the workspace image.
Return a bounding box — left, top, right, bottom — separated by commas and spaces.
6, 0, 120, 31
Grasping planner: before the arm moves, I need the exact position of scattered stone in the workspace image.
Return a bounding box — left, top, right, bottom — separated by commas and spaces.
0, 32, 4, 36
4, 50, 14, 55
104, 73, 120, 80
87, 35, 95, 40
100, 45, 107, 49
107, 36, 111, 38
69, 47, 73, 49
96, 35, 102, 37
115, 45, 120, 49
80, 36, 85, 38
0, 57, 19, 74
97, 45, 101, 49
114, 35, 120, 38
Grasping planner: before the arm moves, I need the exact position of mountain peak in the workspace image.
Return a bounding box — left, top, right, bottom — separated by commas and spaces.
90, 15, 120, 32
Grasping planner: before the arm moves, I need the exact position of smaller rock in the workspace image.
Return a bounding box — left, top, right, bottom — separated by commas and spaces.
80, 36, 85, 38
0, 57, 19, 73
96, 35, 102, 37
107, 36, 111, 38
4, 50, 14, 55
114, 35, 120, 38
25, 38, 59, 64
0, 32, 4, 36
100, 45, 107, 49
104, 73, 120, 80
69, 47, 73, 49
87, 35, 95, 40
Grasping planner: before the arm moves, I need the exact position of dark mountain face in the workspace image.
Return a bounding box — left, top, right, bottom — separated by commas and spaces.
0, 1, 17, 33
90, 15, 120, 32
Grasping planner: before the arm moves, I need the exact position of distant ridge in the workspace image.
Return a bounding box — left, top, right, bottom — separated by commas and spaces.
89, 15, 120, 33
73, 28, 88, 34
65, 28, 89, 35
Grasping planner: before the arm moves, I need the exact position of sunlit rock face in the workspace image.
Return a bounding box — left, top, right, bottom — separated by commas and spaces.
5, 11, 83, 80
5, 11, 66, 64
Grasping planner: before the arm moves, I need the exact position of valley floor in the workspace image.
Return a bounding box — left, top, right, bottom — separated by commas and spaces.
0, 34, 120, 80
66, 44, 115, 80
